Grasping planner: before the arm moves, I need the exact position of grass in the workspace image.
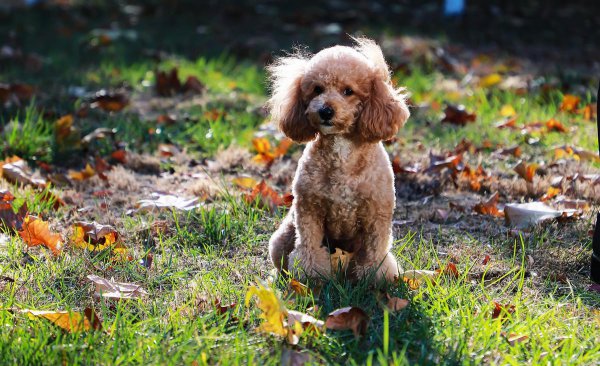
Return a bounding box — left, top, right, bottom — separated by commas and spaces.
1, 2, 600, 365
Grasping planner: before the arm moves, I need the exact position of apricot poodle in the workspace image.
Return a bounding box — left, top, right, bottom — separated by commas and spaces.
267, 37, 410, 282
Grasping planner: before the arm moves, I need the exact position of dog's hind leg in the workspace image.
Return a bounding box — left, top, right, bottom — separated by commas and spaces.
269, 211, 296, 272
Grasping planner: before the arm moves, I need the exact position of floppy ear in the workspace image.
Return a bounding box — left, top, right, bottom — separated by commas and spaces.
358, 79, 409, 142
267, 55, 318, 143
354, 37, 410, 142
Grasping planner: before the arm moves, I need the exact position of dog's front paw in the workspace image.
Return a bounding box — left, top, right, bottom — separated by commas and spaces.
288, 245, 332, 280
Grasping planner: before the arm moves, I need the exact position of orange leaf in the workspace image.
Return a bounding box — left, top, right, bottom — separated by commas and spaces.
21, 308, 102, 332
473, 192, 503, 217
513, 161, 538, 183
436, 262, 459, 278
540, 187, 561, 202
18, 215, 63, 254
244, 181, 290, 211
252, 138, 272, 155
578, 104, 596, 120
90, 90, 128, 112
385, 295, 409, 312
559, 94, 580, 112
289, 279, 310, 297
325, 306, 369, 337
69, 163, 96, 181
111, 149, 127, 163
545, 118, 567, 133
274, 138, 293, 157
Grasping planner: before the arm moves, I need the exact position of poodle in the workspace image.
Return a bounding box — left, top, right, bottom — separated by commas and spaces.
267, 37, 410, 282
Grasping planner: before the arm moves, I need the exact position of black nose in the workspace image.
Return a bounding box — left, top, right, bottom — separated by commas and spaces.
318, 106, 335, 121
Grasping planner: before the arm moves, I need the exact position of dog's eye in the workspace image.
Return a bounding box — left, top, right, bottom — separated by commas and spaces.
343, 87, 353, 96
314, 86, 323, 95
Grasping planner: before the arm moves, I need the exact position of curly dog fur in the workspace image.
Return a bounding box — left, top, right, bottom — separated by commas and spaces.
267, 37, 410, 282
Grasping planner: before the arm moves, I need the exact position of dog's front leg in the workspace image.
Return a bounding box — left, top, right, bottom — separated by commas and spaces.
351, 223, 400, 283
287, 203, 331, 279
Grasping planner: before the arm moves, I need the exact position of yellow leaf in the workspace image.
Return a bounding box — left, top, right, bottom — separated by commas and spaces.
22, 308, 101, 332
330, 248, 354, 273
252, 138, 272, 155
500, 104, 516, 117
245, 281, 288, 336
480, 73, 502, 88
70, 221, 119, 251
69, 163, 95, 181
232, 176, 258, 189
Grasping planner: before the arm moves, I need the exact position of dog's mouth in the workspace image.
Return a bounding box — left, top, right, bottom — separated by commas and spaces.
320, 119, 334, 127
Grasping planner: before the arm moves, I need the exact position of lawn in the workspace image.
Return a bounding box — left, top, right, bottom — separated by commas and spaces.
1, 1, 599, 365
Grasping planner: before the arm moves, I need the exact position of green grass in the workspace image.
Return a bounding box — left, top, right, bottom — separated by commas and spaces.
2, 208, 599, 364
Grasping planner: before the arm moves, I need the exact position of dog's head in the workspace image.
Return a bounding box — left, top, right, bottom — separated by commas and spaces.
268, 38, 410, 143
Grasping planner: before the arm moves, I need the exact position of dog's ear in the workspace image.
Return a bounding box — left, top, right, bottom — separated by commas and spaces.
267, 56, 318, 143
354, 38, 410, 142
358, 79, 409, 142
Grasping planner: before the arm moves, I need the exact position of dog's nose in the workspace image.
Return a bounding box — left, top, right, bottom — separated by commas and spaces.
318, 106, 335, 121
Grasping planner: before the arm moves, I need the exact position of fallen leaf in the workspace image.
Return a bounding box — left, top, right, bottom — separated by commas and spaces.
330, 248, 354, 273
232, 176, 258, 189
54, 114, 79, 147
554, 146, 600, 162
1, 159, 46, 187
0, 189, 27, 231
182, 76, 205, 94
81, 128, 116, 145
289, 279, 310, 297
69, 163, 96, 181
71, 222, 119, 251
436, 262, 459, 278
545, 118, 567, 133
20, 308, 102, 332
473, 192, 503, 217
87, 274, 148, 299
90, 90, 128, 112
559, 94, 580, 112
540, 187, 561, 202
18, 216, 63, 254
491, 302, 515, 320
156, 68, 181, 96
500, 104, 517, 117
502, 332, 529, 346
480, 73, 502, 88
425, 152, 462, 173
245, 282, 287, 337
495, 145, 522, 158
482, 254, 491, 265
111, 150, 127, 163
385, 295, 409, 312
495, 117, 518, 129
579, 104, 596, 120
441, 104, 476, 125
214, 299, 237, 315
244, 181, 291, 211
325, 307, 369, 337
504, 202, 577, 228
137, 192, 201, 212
513, 161, 538, 183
